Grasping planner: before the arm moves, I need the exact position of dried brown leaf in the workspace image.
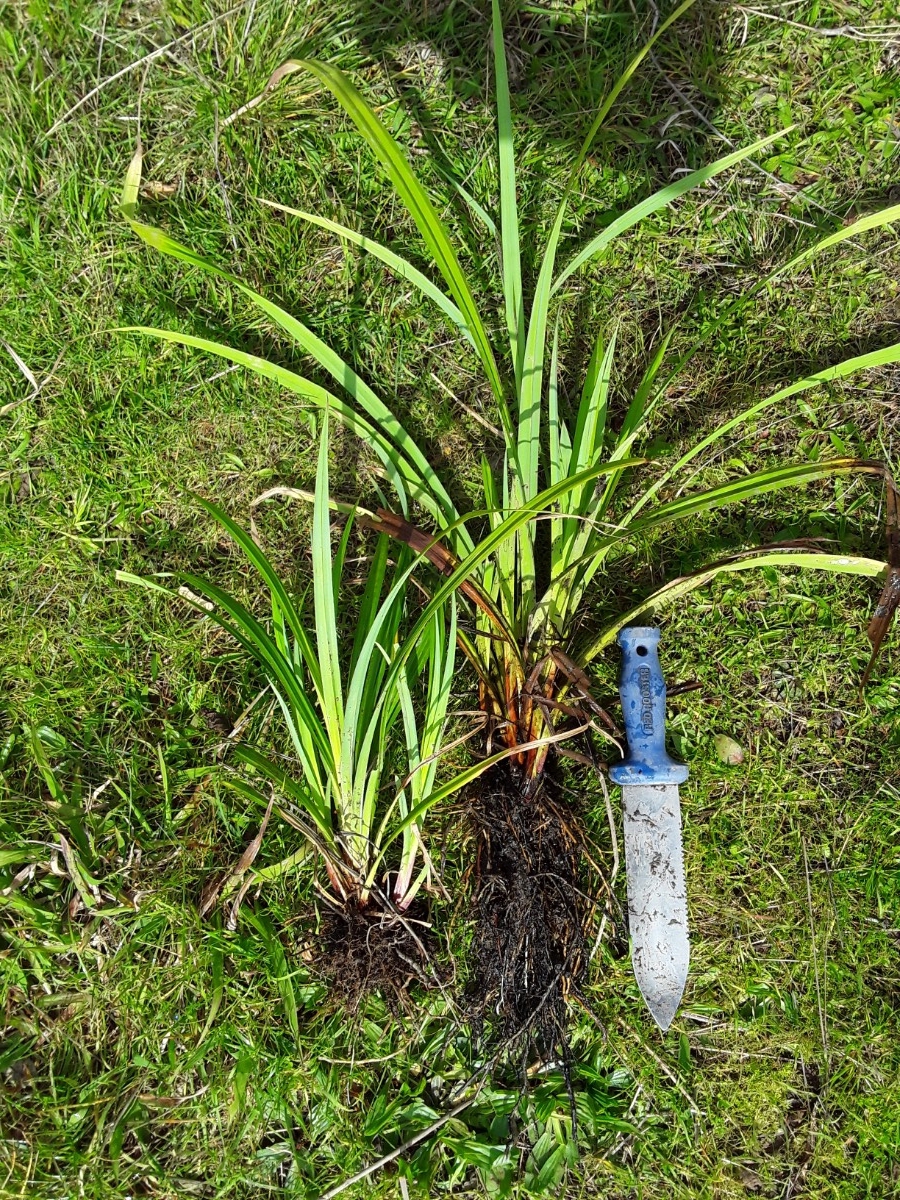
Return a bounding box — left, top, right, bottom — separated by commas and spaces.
140, 181, 177, 199
198, 872, 226, 918
863, 474, 900, 685
199, 796, 273, 918
221, 60, 316, 128
361, 508, 514, 645
549, 648, 618, 730
233, 796, 274, 876
59, 834, 100, 907
138, 1094, 180, 1108
225, 873, 255, 932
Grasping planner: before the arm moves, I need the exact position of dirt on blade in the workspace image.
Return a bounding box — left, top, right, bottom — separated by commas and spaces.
318, 898, 439, 1012
467, 765, 590, 1056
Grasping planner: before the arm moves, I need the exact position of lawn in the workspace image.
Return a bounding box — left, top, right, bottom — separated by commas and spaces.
2, 1, 900, 1196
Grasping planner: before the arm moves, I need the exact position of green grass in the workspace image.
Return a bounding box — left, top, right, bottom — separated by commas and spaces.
3, 1, 900, 1196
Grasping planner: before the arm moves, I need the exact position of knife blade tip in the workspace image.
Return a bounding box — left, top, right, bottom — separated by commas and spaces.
636, 966, 688, 1032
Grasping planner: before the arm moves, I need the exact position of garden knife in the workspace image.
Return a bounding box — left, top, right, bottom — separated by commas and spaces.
609, 625, 689, 1031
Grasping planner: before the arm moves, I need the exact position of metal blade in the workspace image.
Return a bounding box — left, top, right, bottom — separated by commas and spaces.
622, 783, 689, 1031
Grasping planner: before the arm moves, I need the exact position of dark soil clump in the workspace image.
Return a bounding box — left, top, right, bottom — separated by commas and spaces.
318, 897, 438, 1011
468, 765, 589, 1056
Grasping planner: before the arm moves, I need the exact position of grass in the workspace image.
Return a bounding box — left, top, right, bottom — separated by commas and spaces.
2, 0, 900, 1196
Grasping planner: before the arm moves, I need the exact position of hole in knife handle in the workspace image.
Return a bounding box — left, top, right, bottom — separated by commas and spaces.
636, 645, 648, 657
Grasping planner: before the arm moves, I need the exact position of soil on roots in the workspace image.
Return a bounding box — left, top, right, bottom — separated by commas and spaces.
318, 898, 438, 1012
468, 765, 589, 1057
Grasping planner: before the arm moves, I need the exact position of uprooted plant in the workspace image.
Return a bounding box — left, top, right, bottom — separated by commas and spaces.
120, 0, 900, 1049
118, 419, 504, 1005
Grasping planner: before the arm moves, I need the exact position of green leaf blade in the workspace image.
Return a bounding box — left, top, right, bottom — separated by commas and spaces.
552, 129, 790, 292
585, 549, 889, 659
283, 58, 514, 445
492, 0, 525, 385
312, 417, 344, 783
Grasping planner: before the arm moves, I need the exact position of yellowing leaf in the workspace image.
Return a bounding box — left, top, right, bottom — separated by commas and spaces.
713, 734, 744, 766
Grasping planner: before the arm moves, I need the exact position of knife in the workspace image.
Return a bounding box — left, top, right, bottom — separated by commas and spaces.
609, 625, 689, 1031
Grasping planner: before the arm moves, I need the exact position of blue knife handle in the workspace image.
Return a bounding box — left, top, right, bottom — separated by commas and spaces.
608, 625, 689, 786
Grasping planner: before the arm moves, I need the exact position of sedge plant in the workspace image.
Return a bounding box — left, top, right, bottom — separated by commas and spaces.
119, 1, 900, 1029
119, 418, 493, 919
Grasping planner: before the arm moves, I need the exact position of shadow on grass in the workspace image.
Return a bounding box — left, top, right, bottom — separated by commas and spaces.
226, 0, 899, 458
331, 0, 734, 280
122, 0, 899, 687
